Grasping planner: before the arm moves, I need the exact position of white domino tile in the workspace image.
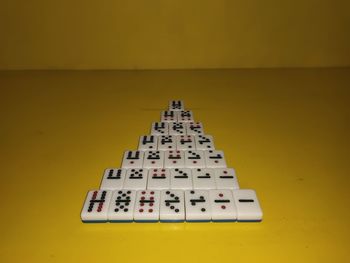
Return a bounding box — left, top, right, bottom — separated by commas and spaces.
121, 150, 144, 169
138, 135, 158, 151
157, 135, 176, 151
134, 190, 161, 222
100, 168, 126, 190
170, 168, 193, 190
176, 135, 196, 150
214, 168, 240, 190
186, 122, 204, 136
169, 100, 184, 111
161, 111, 177, 122
192, 168, 216, 189
232, 189, 263, 222
160, 190, 185, 222
184, 150, 206, 168
169, 122, 186, 135
209, 190, 237, 221
147, 168, 171, 190
184, 190, 211, 222
195, 135, 215, 150
123, 168, 148, 190
143, 150, 164, 168
151, 122, 168, 135
108, 190, 136, 222
177, 110, 194, 122
164, 150, 185, 168
81, 190, 112, 222
204, 150, 227, 168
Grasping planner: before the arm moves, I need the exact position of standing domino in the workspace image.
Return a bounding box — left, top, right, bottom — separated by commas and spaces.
170, 168, 193, 190
186, 122, 204, 135
100, 168, 126, 190
121, 151, 144, 169
161, 111, 177, 122
176, 135, 196, 150
178, 110, 194, 122
169, 100, 184, 111
123, 168, 148, 190
143, 151, 164, 168
192, 168, 216, 189
164, 150, 185, 168
147, 168, 171, 190
204, 150, 227, 168
214, 168, 240, 190
158, 135, 176, 151
160, 190, 185, 222
232, 189, 263, 222
81, 190, 112, 223
169, 122, 186, 135
209, 190, 237, 222
138, 135, 158, 151
108, 190, 136, 222
151, 122, 168, 135
195, 135, 215, 150
184, 150, 206, 168
134, 190, 161, 222
185, 190, 211, 222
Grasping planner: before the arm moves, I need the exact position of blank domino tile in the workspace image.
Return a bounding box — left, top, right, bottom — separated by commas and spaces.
177, 110, 194, 122
134, 190, 161, 222
138, 135, 158, 151
195, 135, 215, 150
209, 190, 237, 221
169, 122, 186, 135
121, 150, 144, 169
151, 122, 169, 135
143, 151, 164, 168
108, 190, 136, 222
214, 168, 240, 190
123, 168, 148, 190
147, 168, 171, 189
169, 100, 184, 111
164, 150, 185, 168
192, 168, 216, 189
161, 111, 177, 122
185, 190, 211, 222
157, 135, 177, 151
100, 168, 126, 190
170, 168, 193, 190
186, 122, 204, 136
184, 150, 206, 168
81, 190, 112, 223
232, 189, 263, 222
204, 150, 227, 168
176, 135, 196, 150
160, 190, 185, 222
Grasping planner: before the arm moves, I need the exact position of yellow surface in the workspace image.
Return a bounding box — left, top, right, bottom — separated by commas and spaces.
0, 68, 350, 262
1, 0, 350, 69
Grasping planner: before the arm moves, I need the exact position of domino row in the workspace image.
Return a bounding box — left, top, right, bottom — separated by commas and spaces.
81, 189, 263, 223
101, 168, 239, 190
151, 122, 205, 136
122, 150, 226, 169
139, 134, 213, 150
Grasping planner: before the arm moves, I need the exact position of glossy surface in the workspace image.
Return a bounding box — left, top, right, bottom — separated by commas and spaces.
0, 69, 349, 262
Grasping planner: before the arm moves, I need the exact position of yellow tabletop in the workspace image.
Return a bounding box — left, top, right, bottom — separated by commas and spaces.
1, 68, 349, 262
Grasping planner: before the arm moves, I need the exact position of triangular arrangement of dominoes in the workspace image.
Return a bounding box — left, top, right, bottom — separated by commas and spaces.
81, 101, 263, 223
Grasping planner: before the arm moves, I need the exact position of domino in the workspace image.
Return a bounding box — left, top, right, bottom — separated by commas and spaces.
214, 168, 240, 190
164, 150, 185, 168
170, 168, 193, 190
147, 168, 171, 190
81, 190, 112, 223
169, 122, 186, 135
184, 190, 211, 222
161, 111, 177, 122
178, 110, 194, 122
138, 135, 158, 151
100, 168, 126, 190
121, 150, 144, 169
195, 135, 215, 150
134, 190, 161, 222
186, 122, 204, 136
192, 168, 216, 189
184, 150, 206, 168
176, 135, 196, 150
169, 100, 184, 111
123, 168, 148, 190
157, 135, 176, 151
143, 150, 164, 168
151, 122, 168, 135
209, 190, 237, 221
204, 150, 227, 168
232, 189, 263, 222
108, 190, 136, 222
160, 190, 185, 222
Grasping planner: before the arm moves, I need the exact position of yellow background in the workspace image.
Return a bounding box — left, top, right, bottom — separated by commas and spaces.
1, 0, 350, 69
1, 68, 349, 262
